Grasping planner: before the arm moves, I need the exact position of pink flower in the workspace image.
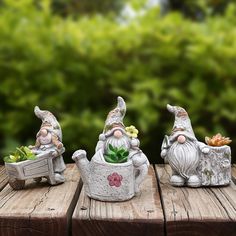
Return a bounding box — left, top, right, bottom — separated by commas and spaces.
107, 172, 123, 187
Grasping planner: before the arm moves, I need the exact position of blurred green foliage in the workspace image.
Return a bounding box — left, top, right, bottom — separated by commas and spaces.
169, 0, 232, 19
50, 0, 123, 17
0, 0, 236, 163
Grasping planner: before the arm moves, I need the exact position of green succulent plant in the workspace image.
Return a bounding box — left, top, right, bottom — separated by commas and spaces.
104, 144, 129, 164
4, 146, 36, 163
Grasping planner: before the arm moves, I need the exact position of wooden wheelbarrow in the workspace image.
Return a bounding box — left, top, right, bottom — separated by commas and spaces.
5, 151, 56, 190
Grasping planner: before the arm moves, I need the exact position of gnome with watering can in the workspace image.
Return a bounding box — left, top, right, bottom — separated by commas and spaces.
72, 97, 149, 201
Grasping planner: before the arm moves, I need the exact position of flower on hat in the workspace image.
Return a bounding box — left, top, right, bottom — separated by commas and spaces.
125, 125, 139, 138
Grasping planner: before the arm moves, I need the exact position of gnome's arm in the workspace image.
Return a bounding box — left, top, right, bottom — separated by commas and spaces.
130, 138, 140, 149
160, 135, 170, 163
52, 139, 65, 158
47, 134, 64, 158
52, 135, 63, 149
95, 134, 106, 153
197, 141, 210, 154
51, 146, 65, 158
29, 138, 41, 149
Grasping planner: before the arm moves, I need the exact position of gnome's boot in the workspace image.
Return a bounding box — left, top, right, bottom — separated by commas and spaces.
170, 175, 185, 186
54, 172, 65, 183
187, 175, 200, 187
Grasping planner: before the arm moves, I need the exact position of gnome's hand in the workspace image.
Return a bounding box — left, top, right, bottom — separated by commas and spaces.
52, 151, 58, 158
161, 149, 167, 158
56, 143, 63, 149
202, 147, 210, 154
131, 138, 140, 148
31, 149, 41, 154
98, 134, 106, 141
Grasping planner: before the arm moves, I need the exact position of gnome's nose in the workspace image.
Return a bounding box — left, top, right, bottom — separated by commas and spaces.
177, 135, 186, 144
114, 130, 123, 138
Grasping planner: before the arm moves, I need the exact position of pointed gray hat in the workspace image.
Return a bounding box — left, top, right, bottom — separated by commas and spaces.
103, 96, 126, 133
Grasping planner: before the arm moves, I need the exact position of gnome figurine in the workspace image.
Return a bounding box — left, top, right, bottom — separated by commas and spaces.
161, 104, 201, 187
72, 97, 149, 201
30, 106, 66, 184
95, 97, 150, 193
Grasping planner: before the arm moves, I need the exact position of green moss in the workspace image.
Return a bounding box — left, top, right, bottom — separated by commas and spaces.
4, 146, 36, 163
104, 144, 129, 163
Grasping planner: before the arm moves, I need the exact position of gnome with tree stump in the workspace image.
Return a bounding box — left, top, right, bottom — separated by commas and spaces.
29, 106, 66, 184
161, 104, 201, 187
161, 104, 232, 187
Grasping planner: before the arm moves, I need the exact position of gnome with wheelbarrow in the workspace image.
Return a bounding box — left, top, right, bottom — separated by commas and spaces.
5, 106, 66, 190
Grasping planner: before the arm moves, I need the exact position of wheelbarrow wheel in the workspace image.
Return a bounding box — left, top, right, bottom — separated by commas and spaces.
33, 177, 42, 183
9, 178, 25, 190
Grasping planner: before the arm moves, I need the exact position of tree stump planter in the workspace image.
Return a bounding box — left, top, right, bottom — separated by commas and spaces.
197, 145, 231, 186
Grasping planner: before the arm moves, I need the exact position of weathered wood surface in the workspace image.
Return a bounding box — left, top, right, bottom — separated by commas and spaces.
155, 164, 236, 236
0, 166, 8, 191
0, 163, 235, 236
0, 164, 81, 236
72, 166, 165, 236
232, 164, 236, 184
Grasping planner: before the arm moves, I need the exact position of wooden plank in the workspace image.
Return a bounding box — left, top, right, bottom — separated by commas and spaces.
0, 166, 8, 191
0, 164, 81, 236
232, 164, 236, 184
72, 165, 165, 236
155, 164, 236, 236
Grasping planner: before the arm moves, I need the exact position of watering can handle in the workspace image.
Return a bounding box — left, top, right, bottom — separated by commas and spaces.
132, 151, 150, 194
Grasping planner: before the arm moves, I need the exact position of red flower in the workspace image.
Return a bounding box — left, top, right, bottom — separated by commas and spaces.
107, 172, 123, 187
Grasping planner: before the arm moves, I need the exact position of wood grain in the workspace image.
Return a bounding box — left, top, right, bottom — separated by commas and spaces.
0, 166, 8, 191
155, 164, 236, 236
72, 165, 164, 236
232, 165, 236, 184
0, 164, 81, 236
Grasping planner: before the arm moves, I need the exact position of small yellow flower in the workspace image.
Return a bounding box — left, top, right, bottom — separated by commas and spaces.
125, 125, 139, 138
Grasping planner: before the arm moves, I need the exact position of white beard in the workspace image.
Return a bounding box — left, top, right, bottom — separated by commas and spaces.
105, 135, 130, 151
168, 140, 199, 179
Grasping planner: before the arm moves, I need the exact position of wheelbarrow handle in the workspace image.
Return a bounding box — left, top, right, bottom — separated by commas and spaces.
36, 151, 54, 159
